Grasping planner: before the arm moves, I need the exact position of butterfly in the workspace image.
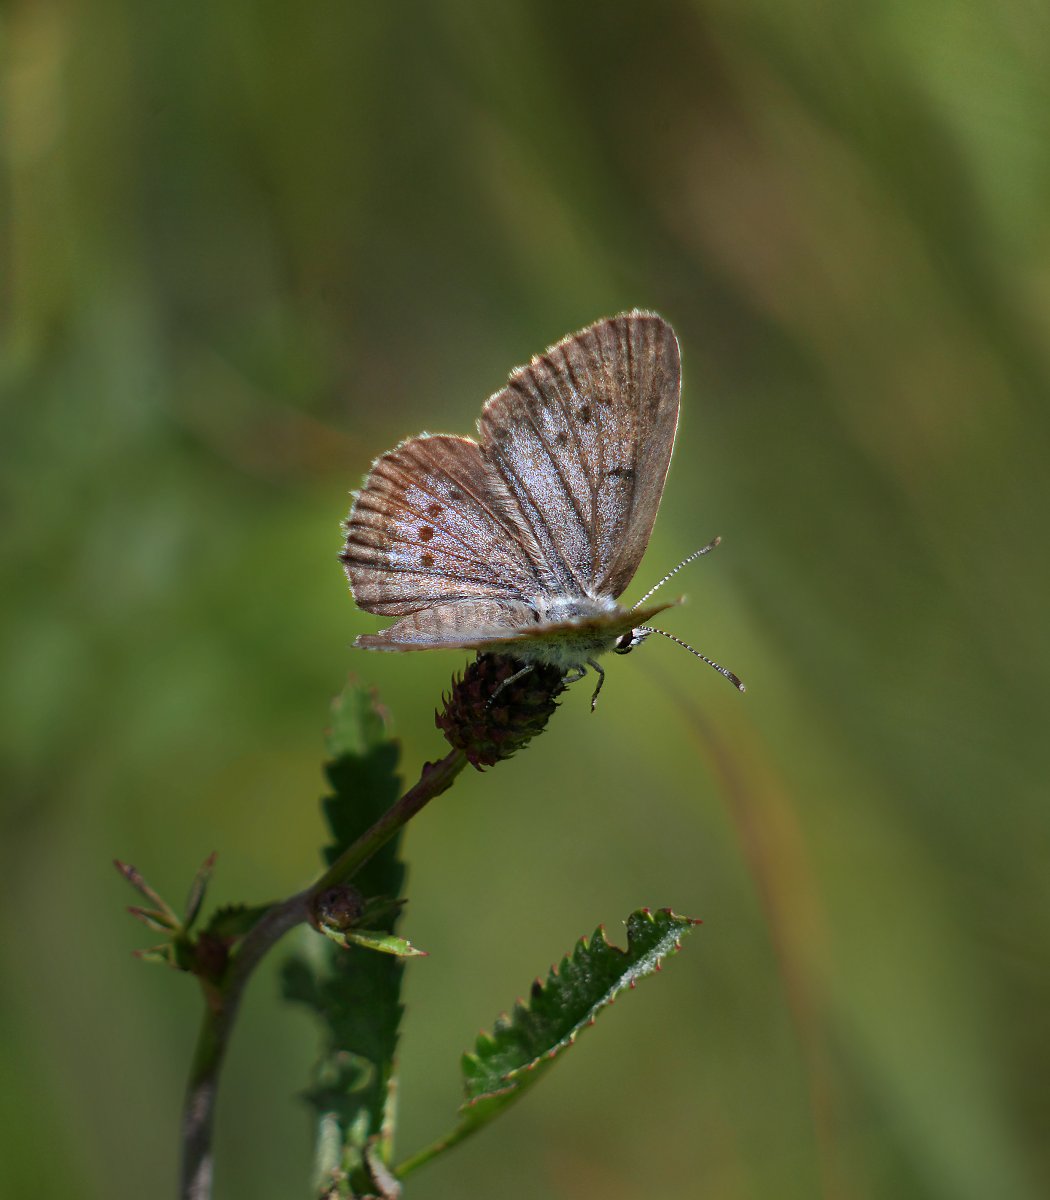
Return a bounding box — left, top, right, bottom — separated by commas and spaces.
340, 311, 743, 707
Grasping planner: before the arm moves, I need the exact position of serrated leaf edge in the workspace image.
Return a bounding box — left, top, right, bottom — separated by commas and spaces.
461, 908, 698, 1107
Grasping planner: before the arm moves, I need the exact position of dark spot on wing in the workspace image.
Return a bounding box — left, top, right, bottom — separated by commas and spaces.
577, 403, 592, 424
421, 552, 435, 568
448, 487, 464, 502
555, 431, 569, 446
426, 502, 442, 517
606, 466, 635, 480
418, 526, 434, 541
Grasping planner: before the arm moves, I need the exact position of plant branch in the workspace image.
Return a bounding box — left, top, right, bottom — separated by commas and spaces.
312, 749, 467, 895
395, 1122, 476, 1182
180, 748, 468, 1200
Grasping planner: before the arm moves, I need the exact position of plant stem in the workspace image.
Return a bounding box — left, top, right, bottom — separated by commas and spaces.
179, 748, 468, 1200
181, 891, 308, 1200
394, 1120, 476, 1182
312, 750, 467, 895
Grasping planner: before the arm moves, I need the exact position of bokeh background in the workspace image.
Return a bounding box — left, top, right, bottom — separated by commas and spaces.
3, 3, 1049, 1198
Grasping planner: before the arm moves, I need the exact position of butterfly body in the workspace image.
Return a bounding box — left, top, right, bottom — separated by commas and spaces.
352, 595, 677, 670
483, 605, 649, 672
341, 312, 682, 682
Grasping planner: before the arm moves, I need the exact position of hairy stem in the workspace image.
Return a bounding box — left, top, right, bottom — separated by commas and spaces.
180, 748, 468, 1200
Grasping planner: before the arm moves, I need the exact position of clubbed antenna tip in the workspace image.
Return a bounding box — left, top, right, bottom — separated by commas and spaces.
639, 626, 746, 692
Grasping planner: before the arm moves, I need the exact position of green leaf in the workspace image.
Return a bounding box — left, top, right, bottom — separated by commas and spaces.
133, 944, 179, 968
282, 681, 406, 1195
463, 908, 698, 1112
183, 851, 217, 931
203, 902, 274, 941
114, 860, 179, 924
342, 929, 427, 959
324, 681, 391, 763
127, 905, 179, 933
395, 909, 698, 1180
321, 684, 402, 871
357, 896, 405, 928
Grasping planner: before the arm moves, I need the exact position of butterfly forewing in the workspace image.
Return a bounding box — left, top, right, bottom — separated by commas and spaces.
341, 435, 546, 616
477, 312, 680, 601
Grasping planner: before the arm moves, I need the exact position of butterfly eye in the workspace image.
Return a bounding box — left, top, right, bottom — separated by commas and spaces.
614, 631, 637, 655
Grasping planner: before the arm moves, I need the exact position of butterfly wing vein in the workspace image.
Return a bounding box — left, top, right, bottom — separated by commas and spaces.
341, 312, 681, 648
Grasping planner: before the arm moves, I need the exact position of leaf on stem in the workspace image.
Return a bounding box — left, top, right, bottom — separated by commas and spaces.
464, 907, 698, 1115
282, 681, 407, 1196
203, 903, 275, 941
337, 929, 427, 959
395, 909, 698, 1179
133, 944, 179, 967
183, 851, 217, 931
114, 860, 179, 925
127, 905, 180, 933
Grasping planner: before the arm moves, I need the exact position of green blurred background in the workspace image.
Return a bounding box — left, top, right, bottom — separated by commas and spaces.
3, 3, 1048, 1198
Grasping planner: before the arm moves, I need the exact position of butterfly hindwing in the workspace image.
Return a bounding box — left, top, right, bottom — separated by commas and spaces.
477, 312, 681, 601
355, 599, 678, 652
354, 600, 539, 649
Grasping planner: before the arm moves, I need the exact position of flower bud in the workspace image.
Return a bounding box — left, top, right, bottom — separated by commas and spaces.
312, 884, 365, 931
435, 654, 565, 769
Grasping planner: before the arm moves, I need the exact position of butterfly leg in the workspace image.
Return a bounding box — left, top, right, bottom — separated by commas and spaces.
486, 662, 535, 708
562, 665, 586, 689
586, 659, 606, 712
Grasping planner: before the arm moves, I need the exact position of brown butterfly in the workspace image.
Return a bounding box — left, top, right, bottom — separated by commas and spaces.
340, 312, 743, 707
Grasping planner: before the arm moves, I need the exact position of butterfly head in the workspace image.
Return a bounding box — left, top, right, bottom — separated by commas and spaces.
613, 627, 652, 656
616, 621, 746, 692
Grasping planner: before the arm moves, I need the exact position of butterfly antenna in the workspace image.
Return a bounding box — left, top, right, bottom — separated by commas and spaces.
638, 626, 746, 692
632, 537, 722, 610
